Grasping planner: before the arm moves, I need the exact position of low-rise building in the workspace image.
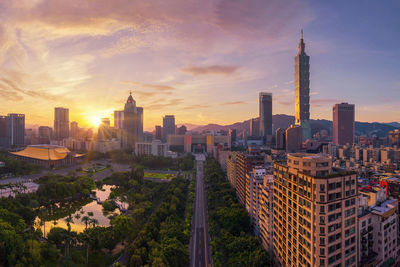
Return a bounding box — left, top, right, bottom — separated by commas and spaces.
135, 139, 169, 157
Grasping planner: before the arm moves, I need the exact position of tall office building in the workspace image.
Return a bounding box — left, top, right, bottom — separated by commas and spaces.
295, 30, 311, 141
122, 92, 143, 150
70, 121, 79, 139
332, 103, 355, 146
6, 114, 25, 146
250, 117, 260, 137
114, 110, 124, 129
155, 125, 162, 140
259, 92, 273, 138
54, 107, 69, 141
273, 153, 358, 267
162, 115, 175, 142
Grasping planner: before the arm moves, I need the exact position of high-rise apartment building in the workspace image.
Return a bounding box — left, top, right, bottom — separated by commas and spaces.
286, 124, 302, 152
236, 146, 264, 205
6, 114, 25, 146
295, 31, 311, 141
54, 107, 69, 141
246, 167, 266, 235
260, 174, 274, 254
273, 153, 358, 267
162, 115, 175, 142
275, 128, 286, 150
122, 93, 143, 150
358, 188, 399, 266
155, 125, 162, 140
250, 117, 260, 137
333, 103, 355, 146
114, 110, 124, 129
227, 151, 240, 188
259, 92, 273, 138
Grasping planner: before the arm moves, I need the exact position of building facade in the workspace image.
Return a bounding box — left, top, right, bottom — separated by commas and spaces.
276, 128, 286, 150
162, 115, 175, 142
250, 117, 261, 137
273, 153, 358, 267
259, 92, 273, 138
294, 31, 311, 141
54, 107, 69, 141
236, 147, 265, 205
122, 93, 144, 150
333, 103, 355, 146
114, 110, 124, 129
286, 124, 302, 152
6, 113, 25, 146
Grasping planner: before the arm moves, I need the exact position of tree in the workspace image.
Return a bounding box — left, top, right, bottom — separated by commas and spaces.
130, 164, 144, 184
110, 215, 133, 243
81, 216, 91, 230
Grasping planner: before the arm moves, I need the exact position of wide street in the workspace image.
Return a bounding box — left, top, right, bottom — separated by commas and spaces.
190, 154, 213, 267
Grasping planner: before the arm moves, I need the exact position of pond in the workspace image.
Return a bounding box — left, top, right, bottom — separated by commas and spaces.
36, 185, 126, 237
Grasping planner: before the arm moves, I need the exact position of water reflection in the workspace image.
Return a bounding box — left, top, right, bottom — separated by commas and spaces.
36, 185, 124, 237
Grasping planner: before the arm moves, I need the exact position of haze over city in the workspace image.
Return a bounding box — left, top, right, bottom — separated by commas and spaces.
0, 0, 399, 130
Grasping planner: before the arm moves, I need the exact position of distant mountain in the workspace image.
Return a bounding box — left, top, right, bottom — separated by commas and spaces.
189, 114, 399, 137
384, 122, 400, 128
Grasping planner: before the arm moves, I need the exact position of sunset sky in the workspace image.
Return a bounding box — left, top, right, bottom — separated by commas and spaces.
0, 0, 399, 131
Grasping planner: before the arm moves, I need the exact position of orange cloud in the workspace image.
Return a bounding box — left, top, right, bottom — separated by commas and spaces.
182, 65, 239, 76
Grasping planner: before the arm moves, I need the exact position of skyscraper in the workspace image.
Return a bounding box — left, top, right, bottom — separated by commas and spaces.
250, 117, 260, 137
273, 153, 358, 267
54, 107, 69, 141
332, 103, 355, 146
6, 114, 25, 146
122, 92, 143, 150
114, 110, 124, 129
162, 115, 175, 142
259, 92, 272, 138
295, 30, 311, 141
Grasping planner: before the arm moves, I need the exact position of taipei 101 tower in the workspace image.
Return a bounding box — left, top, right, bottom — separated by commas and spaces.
294, 30, 311, 141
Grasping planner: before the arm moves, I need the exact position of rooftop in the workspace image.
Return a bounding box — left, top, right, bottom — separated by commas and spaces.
289, 153, 327, 160
10, 145, 72, 161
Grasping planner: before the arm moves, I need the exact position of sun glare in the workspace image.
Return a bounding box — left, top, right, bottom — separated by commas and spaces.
88, 115, 102, 128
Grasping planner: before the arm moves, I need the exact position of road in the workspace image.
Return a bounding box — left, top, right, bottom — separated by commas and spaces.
190, 154, 212, 267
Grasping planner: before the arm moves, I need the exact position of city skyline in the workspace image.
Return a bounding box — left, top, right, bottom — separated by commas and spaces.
0, 1, 399, 130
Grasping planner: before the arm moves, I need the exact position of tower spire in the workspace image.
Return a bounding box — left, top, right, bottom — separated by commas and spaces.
301, 29, 303, 39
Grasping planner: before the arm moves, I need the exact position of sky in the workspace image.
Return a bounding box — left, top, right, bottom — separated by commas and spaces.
0, 0, 399, 131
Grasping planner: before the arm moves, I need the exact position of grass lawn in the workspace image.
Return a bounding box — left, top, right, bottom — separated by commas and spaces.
144, 172, 175, 180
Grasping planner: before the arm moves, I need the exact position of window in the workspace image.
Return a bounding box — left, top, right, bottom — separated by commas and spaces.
321, 206, 325, 213
320, 185, 325, 192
